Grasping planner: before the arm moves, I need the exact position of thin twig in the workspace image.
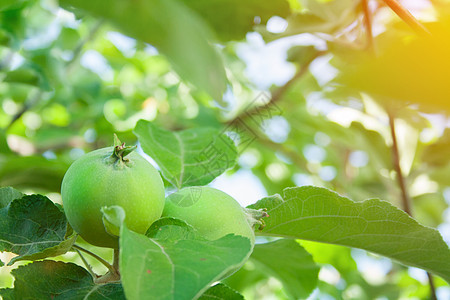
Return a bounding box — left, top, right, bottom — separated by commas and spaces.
427, 272, 438, 300
72, 244, 116, 274
75, 248, 98, 279
388, 110, 437, 300
388, 111, 411, 215
382, 0, 431, 35
6, 90, 42, 131
228, 51, 325, 126
362, 0, 375, 52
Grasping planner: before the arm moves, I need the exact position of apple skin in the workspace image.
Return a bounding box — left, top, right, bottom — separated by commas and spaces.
162, 186, 255, 246
61, 147, 165, 248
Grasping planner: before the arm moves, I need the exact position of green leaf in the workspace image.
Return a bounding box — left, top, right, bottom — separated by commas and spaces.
260, 0, 360, 40
0, 0, 28, 11
60, 0, 227, 100
0, 260, 125, 299
198, 283, 244, 300
0, 195, 76, 265
181, 0, 290, 41
3, 68, 40, 86
146, 217, 200, 242
422, 128, 450, 167
0, 155, 69, 192
0, 186, 23, 208
134, 120, 237, 188
120, 225, 252, 300
251, 239, 319, 299
251, 186, 450, 283
0, 130, 12, 154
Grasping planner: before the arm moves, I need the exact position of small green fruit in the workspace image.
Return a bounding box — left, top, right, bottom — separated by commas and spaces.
61, 139, 165, 248
162, 186, 255, 246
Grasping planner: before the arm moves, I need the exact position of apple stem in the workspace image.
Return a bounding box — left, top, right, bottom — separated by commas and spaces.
109, 134, 137, 168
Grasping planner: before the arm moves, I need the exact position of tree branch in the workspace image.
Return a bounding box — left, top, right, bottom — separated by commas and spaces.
382, 0, 431, 36
388, 110, 437, 300
388, 111, 411, 215
362, 0, 375, 51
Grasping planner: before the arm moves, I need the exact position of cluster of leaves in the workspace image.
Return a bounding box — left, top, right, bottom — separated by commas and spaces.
1, 122, 450, 299
1, 0, 450, 298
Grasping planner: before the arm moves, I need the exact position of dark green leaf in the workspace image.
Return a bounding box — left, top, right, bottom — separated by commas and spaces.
134, 120, 237, 188
0, 260, 125, 299
120, 225, 252, 300
198, 283, 244, 300
60, 0, 227, 99
0, 130, 12, 154
251, 239, 319, 299
0, 195, 75, 264
3, 68, 40, 86
0, 0, 28, 11
251, 186, 450, 283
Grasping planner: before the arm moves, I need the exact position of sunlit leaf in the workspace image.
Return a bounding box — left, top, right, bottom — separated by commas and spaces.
251, 186, 450, 283
120, 225, 252, 300
337, 18, 450, 112
260, 0, 360, 40
60, 0, 227, 99
134, 120, 237, 188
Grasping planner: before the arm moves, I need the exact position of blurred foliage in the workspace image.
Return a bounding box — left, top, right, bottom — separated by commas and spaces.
0, 0, 449, 298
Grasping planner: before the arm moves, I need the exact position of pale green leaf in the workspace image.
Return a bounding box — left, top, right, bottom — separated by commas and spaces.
134, 120, 237, 188
260, 0, 360, 40
251, 186, 450, 283
60, 0, 227, 99
120, 224, 252, 300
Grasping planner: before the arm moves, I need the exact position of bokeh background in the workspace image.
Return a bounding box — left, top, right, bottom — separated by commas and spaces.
1, 0, 450, 299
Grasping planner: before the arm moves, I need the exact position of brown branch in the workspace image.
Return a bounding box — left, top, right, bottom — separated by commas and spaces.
388, 110, 437, 300
388, 111, 411, 215
382, 0, 431, 36
362, 0, 375, 51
